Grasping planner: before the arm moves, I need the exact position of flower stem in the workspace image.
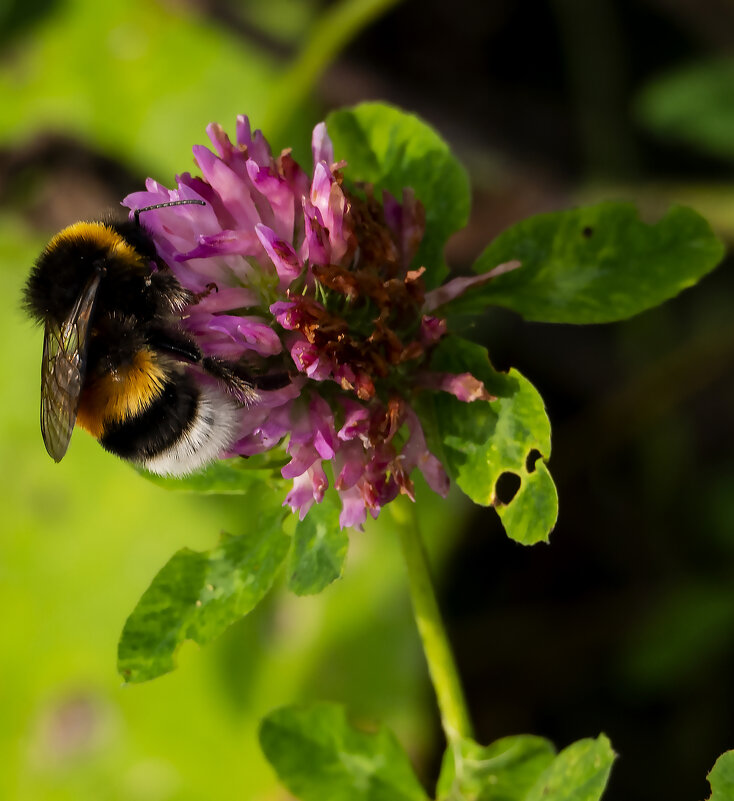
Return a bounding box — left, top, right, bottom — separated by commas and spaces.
395, 499, 473, 742
264, 0, 406, 140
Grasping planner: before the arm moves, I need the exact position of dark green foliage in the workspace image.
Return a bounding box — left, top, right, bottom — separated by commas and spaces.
440, 203, 723, 324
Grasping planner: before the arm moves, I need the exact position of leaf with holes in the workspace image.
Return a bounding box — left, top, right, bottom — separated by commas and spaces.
287, 496, 347, 595
118, 506, 289, 683
420, 336, 557, 544
708, 751, 734, 800
436, 203, 723, 323
326, 102, 471, 288
259, 702, 430, 801
436, 734, 557, 801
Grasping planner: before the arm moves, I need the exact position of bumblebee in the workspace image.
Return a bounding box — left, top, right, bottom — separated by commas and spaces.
24, 201, 278, 476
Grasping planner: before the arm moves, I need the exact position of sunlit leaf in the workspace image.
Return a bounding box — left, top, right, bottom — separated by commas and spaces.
288, 498, 348, 595
118, 507, 289, 683
0, 0, 276, 176
437, 734, 556, 801
421, 336, 558, 544
437, 733, 614, 801
326, 102, 471, 288
525, 735, 615, 801
260, 702, 430, 801
440, 203, 723, 323
708, 751, 734, 800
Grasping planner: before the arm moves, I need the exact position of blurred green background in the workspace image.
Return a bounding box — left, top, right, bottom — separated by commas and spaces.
4, 1, 734, 800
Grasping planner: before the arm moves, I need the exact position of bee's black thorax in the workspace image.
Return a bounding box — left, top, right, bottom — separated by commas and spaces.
85, 313, 151, 380
107, 219, 159, 263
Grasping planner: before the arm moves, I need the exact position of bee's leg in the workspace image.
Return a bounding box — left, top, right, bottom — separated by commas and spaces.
191, 283, 219, 303
147, 328, 202, 364
148, 328, 291, 404
199, 356, 261, 406
147, 273, 218, 312
201, 357, 293, 404
147, 271, 195, 313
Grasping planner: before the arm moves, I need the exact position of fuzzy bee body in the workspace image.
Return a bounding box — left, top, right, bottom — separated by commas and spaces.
24, 216, 259, 476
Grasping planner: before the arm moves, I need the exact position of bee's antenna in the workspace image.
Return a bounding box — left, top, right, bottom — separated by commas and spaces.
133, 199, 206, 227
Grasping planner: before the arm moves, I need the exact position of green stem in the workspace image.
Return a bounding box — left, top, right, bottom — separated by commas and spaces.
264, 0, 406, 140
395, 499, 473, 742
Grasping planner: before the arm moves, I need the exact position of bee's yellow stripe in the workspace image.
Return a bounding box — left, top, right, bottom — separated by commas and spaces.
77, 349, 168, 437
48, 222, 144, 268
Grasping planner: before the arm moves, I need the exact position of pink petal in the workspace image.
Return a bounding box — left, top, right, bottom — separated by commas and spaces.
419, 316, 447, 346
187, 313, 282, 357
334, 441, 366, 490
326, 182, 349, 262
309, 395, 338, 459
191, 286, 258, 314
290, 340, 333, 380
423, 260, 522, 312
310, 162, 332, 216
338, 398, 370, 441
206, 122, 236, 161
193, 144, 261, 229
236, 115, 272, 167
285, 463, 328, 520
338, 485, 367, 530
401, 408, 450, 497
282, 443, 320, 479
255, 224, 303, 287
269, 300, 298, 328
301, 202, 330, 266
418, 371, 494, 402
311, 122, 334, 167
176, 229, 263, 261
246, 160, 295, 241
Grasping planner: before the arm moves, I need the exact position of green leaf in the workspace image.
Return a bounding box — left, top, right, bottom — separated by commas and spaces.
423, 337, 558, 544
436, 735, 557, 801
525, 735, 615, 801
259, 702, 430, 801
495, 461, 557, 547
441, 203, 723, 324
708, 751, 734, 800
636, 59, 734, 163
136, 454, 287, 494
288, 498, 348, 595
0, 0, 277, 177
118, 508, 289, 683
436, 734, 614, 801
326, 102, 471, 288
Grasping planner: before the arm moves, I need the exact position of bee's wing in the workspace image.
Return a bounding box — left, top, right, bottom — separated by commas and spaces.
40, 271, 102, 462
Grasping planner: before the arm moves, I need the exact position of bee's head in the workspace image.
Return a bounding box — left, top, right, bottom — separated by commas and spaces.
23, 222, 143, 325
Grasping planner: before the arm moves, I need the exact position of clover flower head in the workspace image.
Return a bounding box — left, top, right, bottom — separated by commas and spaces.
125, 116, 500, 528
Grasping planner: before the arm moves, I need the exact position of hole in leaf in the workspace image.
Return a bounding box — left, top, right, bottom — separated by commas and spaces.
494, 472, 521, 506
582, 225, 593, 238
526, 449, 542, 473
